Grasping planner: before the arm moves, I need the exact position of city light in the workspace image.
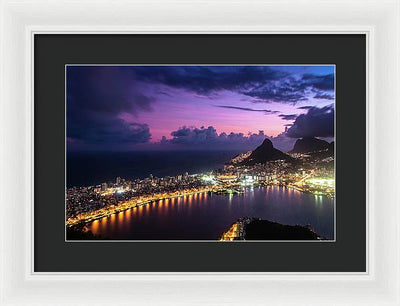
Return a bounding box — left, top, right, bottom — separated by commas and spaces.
201, 175, 216, 183
67, 156, 335, 228
306, 178, 335, 188
241, 176, 255, 186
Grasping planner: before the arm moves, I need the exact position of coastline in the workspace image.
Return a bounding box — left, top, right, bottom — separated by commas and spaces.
67, 182, 333, 228
66, 186, 214, 227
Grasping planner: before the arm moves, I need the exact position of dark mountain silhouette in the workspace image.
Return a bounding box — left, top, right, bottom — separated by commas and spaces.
239, 138, 292, 166
306, 140, 335, 160
329, 141, 334, 153
322, 141, 335, 158
290, 137, 330, 153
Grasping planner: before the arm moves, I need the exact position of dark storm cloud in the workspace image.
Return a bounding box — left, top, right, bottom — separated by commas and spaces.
68, 66, 155, 115
301, 73, 334, 90
67, 66, 153, 147
279, 114, 298, 120
162, 126, 267, 150
68, 115, 151, 144
133, 66, 334, 104
286, 104, 334, 138
133, 66, 285, 95
297, 106, 313, 110
216, 105, 279, 114
245, 74, 334, 103
313, 93, 334, 100
244, 77, 309, 103
170, 126, 191, 137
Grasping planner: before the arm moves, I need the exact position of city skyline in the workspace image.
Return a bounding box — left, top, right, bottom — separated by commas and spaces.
67, 65, 335, 152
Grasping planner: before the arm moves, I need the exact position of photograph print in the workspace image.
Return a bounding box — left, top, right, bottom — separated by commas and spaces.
66, 65, 335, 241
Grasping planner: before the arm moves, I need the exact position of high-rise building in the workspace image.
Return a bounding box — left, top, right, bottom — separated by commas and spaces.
101, 183, 108, 191
116, 177, 121, 185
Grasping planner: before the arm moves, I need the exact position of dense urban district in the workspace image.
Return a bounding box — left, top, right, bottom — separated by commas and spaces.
66, 137, 335, 240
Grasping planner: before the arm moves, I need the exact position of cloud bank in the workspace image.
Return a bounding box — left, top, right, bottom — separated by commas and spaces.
67, 66, 154, 148
286, 104, 334, 138
133, 66, 334, 104
158, 126, 267, 150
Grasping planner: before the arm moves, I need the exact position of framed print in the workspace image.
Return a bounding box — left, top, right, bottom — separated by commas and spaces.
1, 0, 399, 305
35, 34, 364, 272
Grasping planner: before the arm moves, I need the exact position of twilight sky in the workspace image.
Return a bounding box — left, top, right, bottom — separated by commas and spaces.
67, 65, 335, 152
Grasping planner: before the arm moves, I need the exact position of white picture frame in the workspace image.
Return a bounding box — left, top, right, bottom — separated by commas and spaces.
1, 0, 399, 305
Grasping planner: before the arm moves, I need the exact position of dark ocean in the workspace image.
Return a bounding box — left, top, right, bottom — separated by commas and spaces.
67, 150, 241, 188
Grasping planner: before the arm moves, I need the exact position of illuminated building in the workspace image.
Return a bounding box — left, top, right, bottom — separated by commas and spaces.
217, 174, 238, 183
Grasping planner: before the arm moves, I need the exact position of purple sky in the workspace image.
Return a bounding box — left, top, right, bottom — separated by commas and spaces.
67, 65, 334, 152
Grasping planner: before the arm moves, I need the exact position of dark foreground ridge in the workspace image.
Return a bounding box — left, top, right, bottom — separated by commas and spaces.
67, 225, 102, 240
245, 219, 320, 240
221, 217, 321, 241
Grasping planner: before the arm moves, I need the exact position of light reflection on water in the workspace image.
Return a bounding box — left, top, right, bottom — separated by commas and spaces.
87, 186, 334, 240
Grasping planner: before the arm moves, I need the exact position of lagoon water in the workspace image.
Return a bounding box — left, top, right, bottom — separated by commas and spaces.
87, 186, 334, 240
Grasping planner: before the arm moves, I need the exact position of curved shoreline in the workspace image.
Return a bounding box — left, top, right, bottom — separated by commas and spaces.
67, 183, 333, 228
66, 187, 214, 227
